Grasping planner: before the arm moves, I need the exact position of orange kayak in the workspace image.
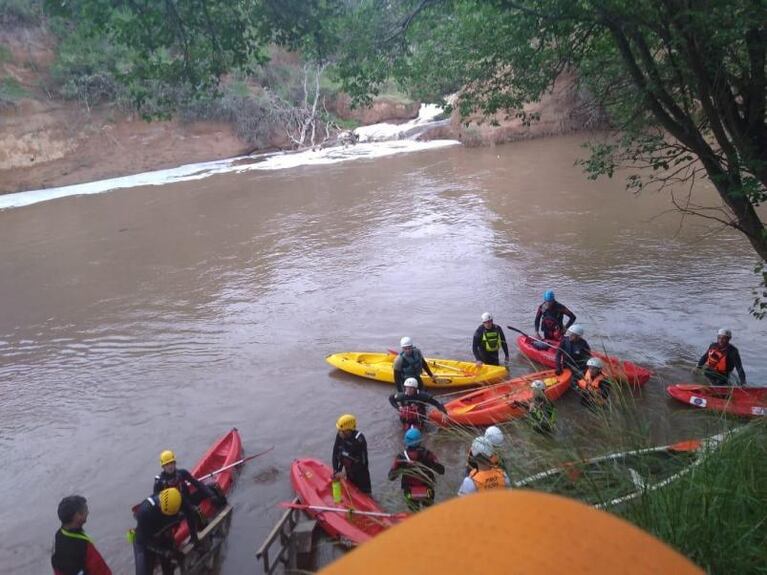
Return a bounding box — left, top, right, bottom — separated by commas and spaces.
291, 459, 405, 545
173, 428, 242, 546
428, 369, 571, 426
516, 335, 653, 386
667, 384, 767, 417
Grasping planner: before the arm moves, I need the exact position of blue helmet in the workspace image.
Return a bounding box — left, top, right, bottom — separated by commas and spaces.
404, 427, 422, 447
543, 290, 555, 302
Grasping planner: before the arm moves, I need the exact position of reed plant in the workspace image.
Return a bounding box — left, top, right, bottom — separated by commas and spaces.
619, 419, 767, 574
430, 360, 766, 573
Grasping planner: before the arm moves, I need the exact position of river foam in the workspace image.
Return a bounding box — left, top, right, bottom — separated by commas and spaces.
0, 138, 459, 210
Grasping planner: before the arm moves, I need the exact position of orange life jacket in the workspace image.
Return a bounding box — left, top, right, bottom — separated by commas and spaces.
469, 467, 506, 491
706, 347, 728, 374
577, 370, 605, 391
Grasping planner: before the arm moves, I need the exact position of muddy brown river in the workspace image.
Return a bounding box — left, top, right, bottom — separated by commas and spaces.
0, 134, 763, 573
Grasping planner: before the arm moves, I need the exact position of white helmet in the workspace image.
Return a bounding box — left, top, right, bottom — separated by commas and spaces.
400, 336, 413, 348
484, 426, 504, 447
586, 357, 603, 369
470, 436, 495, 460
481, 312, 493, 322
566, 324, 585, 337
717, 328, 732, 338
403, 377, 419, 389
530, 379, 546, 391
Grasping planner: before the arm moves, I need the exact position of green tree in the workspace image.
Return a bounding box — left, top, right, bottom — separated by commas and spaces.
335, 1, 767, 273
44, 0, 345, 114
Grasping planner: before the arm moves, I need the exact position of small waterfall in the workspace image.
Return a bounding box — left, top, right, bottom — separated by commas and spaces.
353, 104, 451, 143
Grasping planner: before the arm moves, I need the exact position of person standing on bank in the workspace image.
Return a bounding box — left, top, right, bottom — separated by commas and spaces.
535, 290, 576, 340
332, 414, 372, 494
472, 312, 509, 366
696, 329, 747, 386
52, 495, 112, 575
393, 336, 438, 392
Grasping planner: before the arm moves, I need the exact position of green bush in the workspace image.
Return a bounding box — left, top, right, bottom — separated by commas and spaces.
0, 76, 27, 104
180, 90, 286, 148
621, 422, 767, 574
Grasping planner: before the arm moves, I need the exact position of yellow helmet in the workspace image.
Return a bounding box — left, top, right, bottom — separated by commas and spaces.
159, 450, 176, 466
158, 488, 182, 516
336, 414, 357, 431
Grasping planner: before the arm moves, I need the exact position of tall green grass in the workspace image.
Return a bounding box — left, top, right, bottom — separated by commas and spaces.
620, 421, 767, 574
432, 365, 766, 573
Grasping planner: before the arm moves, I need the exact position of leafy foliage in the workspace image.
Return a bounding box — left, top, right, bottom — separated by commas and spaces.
333, 0, 767, 305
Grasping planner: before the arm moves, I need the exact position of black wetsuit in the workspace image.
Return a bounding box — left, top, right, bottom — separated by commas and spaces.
697, 343, 747, 385
389, 390, 447, 428
132, 495, 183, 575
393, 348, 435, 391
332, 431, 371, 494
535, 301, 576, 340
555, 337, 591, 379
472, 324, 509, 366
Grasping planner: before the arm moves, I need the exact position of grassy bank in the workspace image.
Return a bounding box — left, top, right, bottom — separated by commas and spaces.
434, 376, 766, 573
620, 420, 767, 574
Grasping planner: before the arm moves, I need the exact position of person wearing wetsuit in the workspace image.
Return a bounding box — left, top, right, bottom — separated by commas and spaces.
535, 290, 576, 340
132, 488, 185, 575
332, 414, 372, 494
52, 495, 112, 575
393, 336, 438, 391
388, 428, 445, 511
696, 328, 747, 386
472, 312, 509, 366
388, 377, 447, 430
555, 324, 591, 380
154, 450, 222, 544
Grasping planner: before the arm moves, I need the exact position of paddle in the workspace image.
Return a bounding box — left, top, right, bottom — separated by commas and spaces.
199, 446, 275, 481
279, 501, 409, 520
130, 446, 274, 513
506, 325, 557, 348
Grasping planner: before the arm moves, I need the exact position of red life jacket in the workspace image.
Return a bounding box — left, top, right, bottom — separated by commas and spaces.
706, 347, 728, 374
400, 448, 432, 498
399, 404, 422, 429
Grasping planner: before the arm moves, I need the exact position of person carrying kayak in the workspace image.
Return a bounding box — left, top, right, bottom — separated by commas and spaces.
388, 377, 447, 430
393, 337, 439, 391
388, 427, 445, 511
513, 380, 557, 435
696, 328, 747, 386
458, 437, 510, 495
154, 450, 224, 540
132, 488, 185, 575
576, 358, 612, 408
466, 426, 508, 474
332, 414, 372, 494
555, 324, 591, 380
51, 495, 112, 575
535, 290, 576, 341
472, 312, 510, 366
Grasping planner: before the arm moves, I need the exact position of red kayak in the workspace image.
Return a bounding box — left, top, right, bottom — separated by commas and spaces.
173, 428, 243, 546
516, 335, 652, 386
666, 384, 767, 417
429, 369, 571, 426
291, 459, 403, 545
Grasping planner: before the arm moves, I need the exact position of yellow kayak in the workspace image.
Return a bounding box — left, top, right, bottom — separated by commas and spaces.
325, 352, 508, 388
